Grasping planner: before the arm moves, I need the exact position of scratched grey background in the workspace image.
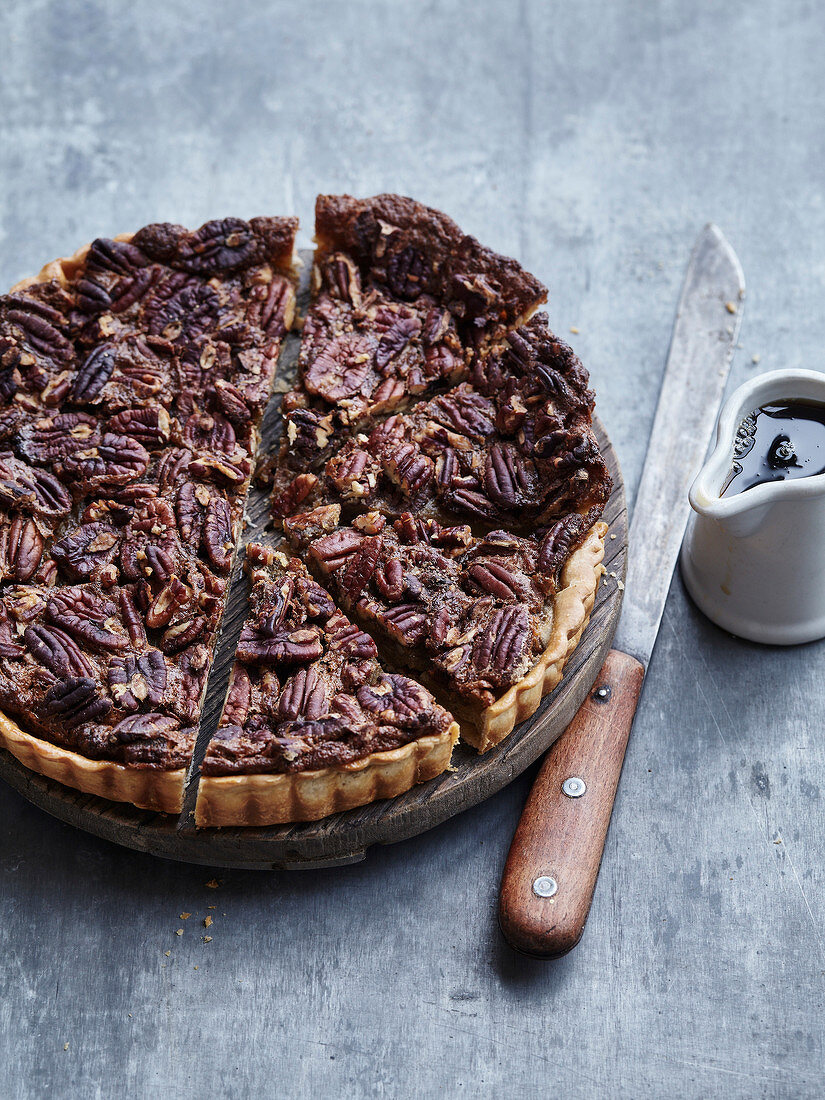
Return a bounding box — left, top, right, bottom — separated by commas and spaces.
0, 1, 823, 1097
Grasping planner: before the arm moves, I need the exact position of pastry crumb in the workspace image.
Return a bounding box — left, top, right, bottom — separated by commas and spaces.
569, 326, 580, 334
180, 913, 191, 920
164, 950, 171, 957
205, 879, 221, 889
204, 935, 213, 943
204, 916, 213, 928
207, 905, 217, 910
725, 301, 737, 314
752, 353, 761, 364
617, 580, 625, 590
63, 1043, 69, 1052
609, 533, 616, 540
175, 929, 184, 936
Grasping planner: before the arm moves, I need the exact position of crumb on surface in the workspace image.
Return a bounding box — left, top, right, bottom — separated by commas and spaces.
180, 913, 191, 920
725, 301, 737, 314
569, 326, 580, 334
205, 879, 220, 889
752, 353, 761, 364
63, 1043, 69, 1052
175, 928, 184, 936
164, 950, 171, 957
204, 936, 213, 943
204, 915, 213, 928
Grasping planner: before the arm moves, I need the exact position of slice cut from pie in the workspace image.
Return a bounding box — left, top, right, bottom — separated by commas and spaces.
284, 505, 606, 752
195, 544, 458, 826
275, 313, 611, 536
271, 193, 548, 517
0, 216, 298, 811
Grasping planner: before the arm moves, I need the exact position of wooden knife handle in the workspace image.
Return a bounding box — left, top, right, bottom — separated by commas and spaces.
498, 649, 645, 958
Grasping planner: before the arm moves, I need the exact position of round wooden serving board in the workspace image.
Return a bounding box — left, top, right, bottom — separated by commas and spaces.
0, 416, 625, 869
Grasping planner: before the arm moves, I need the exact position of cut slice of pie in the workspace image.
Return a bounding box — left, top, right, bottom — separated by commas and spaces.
275, 313, 611, 535
271, 193, 548, 517
0, 216, 298, 811
195, 544, 458, 826
284, 505, 606, 752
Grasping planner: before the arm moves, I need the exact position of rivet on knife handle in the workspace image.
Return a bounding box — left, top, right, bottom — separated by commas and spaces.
498, 649, 644, 958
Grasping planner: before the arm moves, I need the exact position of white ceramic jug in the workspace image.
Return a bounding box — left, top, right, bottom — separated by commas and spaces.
681, 368, 825, 644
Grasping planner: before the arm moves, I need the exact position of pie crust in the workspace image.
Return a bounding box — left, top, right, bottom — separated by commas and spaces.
0, 708, 186, 812
195, 724, 459, 827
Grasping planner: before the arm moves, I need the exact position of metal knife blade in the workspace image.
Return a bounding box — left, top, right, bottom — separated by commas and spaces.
614, 223, 745, 666
499, 224, 745, 958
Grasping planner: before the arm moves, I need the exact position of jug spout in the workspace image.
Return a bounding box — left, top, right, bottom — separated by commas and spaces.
689, 470, 774, 539
689, 366, 825, 532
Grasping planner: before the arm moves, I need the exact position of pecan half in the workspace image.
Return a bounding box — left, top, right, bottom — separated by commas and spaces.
222, 665, 253, 726
51, 522, 120, 582
24, 623, 94, 677
278, 666, 327, 720
357, 674, 434, 727
304, 334, 372, 402
0, 514, 44, 582
236, 625, 324, 666
18, 412, 100, 464
108, 650, 167, 711
46, 589, 129, 653
42, 676, 112, 729
62, 433, 150, 492
470, 605, 530, 680
203, 496, 235, 574
0, 453, 71, 518
108, 407, 171, 449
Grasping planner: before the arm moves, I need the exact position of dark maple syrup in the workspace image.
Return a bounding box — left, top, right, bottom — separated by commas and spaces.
721, 401, 825, 496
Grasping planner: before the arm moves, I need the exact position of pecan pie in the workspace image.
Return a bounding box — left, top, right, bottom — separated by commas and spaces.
274, 313, 611, 534
283, 505, 606, 752
0, 215, 298, 810
271, 194, 548, 516
195, 545, 458, 825
0, 194, 611, 828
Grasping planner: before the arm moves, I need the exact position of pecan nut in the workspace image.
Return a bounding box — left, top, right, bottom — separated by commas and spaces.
42, 676, 111, 729
108, 650, 167, 711
278, 666, 328, 720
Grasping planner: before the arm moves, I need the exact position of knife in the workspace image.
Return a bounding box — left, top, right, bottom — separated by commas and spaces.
498, 224, 745, 958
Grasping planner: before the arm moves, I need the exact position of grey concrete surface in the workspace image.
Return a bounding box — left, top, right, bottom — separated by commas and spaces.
1, 1, 824, 1097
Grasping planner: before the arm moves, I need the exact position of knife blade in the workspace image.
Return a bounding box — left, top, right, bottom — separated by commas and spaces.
498, 224, 745, 958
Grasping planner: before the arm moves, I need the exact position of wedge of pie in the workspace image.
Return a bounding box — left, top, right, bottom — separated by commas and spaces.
271, 193, 548, 517
195, 544, 458, 825
275, 312, 611, 535
283, 505, 606, 752
0, 216, 298, 811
